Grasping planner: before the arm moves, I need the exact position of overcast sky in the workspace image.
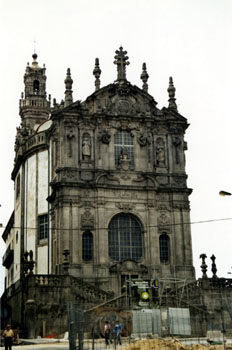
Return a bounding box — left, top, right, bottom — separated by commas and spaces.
1, 0, 232, 295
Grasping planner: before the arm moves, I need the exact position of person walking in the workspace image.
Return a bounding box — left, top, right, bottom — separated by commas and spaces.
104, 320, 111, 345
2, 324, 14, 350
113, 320, 122, 345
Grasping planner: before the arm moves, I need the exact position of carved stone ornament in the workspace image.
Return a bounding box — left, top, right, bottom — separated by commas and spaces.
121, 119, 131, 130
147, 201, 155, 208
158, 193, 169, 201
137, 133, 150, 146
109, 259, 148, 274
157, 204, 170, 211
116, 99, 131, 114
158, 212, 170, 226
153, 127, 168, 135
98, 130, 111, 144
173, 175, 186, 185
81, 208, 94, 229
172, 202, 190, 210
64, 169, 76, 180
120, 174, 131, 180
116, 202, 135, 211
114, 190, 138, 199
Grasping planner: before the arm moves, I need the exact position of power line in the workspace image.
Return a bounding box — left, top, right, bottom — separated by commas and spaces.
1, 217, 232, 231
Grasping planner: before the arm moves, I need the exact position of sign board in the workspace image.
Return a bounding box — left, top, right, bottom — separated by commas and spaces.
132, 280, 149, 288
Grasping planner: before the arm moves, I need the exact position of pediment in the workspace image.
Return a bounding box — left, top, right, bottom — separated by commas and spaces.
51, 82, 187, 127
83, 82, 159, 117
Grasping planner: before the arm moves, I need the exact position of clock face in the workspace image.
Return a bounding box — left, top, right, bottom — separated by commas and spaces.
141, 291, 149, 301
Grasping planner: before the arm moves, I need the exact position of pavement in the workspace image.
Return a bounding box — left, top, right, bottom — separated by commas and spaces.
0, 338, 117, 350
1, 337, 232, 350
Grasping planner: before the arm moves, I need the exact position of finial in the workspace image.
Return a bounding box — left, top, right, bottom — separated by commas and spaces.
64, 68, 73, 107
200, 253, 208, 279
93, 58, 101, 91
32, 53, 39, 67
167, 77, 177, 110
114, 46, 130, 82
140, 63, 149, 92
210, 254, 218, 278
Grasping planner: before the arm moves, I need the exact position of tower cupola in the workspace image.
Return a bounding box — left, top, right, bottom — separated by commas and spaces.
19, 53, 50, 129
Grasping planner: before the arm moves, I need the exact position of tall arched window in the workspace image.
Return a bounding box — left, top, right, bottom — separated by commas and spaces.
33, 80, 40, 94
159, 234, 170, 263
114, 131, 134, 166
82, 230, 93, 261
108, 213, 143, 262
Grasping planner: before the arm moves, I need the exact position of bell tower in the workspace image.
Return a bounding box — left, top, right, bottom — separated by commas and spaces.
19, 53, 50, 129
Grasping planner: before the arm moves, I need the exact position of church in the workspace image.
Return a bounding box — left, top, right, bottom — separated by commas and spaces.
3, 48, 230, 338
5, 47, 195, 290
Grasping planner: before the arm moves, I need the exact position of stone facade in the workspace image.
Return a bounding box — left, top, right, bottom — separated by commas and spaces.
2, 48, 197, 335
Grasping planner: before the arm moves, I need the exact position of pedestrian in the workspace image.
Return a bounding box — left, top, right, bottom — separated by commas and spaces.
113, 320, 122, 345
2, 324, 14, 350
104, 320, 111, 345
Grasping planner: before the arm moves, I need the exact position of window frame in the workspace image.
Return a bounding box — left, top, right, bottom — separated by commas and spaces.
16, 174, 20, 199
82, 230, 93, 262
159, 233, 170, 264
108, 213, 143, 262
38, 214, 48, 242
114, 131, 134, 166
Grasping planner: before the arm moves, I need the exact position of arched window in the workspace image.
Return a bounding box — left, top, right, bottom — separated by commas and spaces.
159, 234, 170, 263
108, 213, 143, 262
33, 80, 40, 94
82, 230, 93, 261
114, 131, 134, 166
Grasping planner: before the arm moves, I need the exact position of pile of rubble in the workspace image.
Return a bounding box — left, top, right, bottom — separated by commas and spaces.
121, 339, 229, 350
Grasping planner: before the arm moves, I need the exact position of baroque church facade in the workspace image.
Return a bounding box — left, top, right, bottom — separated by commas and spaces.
2, 48, 197, 334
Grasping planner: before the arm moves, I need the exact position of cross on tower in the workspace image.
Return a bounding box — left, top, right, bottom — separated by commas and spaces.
33, 38, 38, 54
114, 46, 130, 81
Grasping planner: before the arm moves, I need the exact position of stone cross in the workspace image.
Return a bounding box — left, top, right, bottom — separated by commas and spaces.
114, 47, 130, 81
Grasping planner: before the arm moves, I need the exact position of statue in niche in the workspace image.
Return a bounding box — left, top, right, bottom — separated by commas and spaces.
82, 133, 91, 160
156, 138, 165, 166
118, 147, 131, 171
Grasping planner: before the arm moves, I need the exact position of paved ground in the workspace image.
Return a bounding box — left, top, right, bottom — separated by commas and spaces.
0, 342, 122, 350
0, 339, 121, 350
1, 338, 232, 350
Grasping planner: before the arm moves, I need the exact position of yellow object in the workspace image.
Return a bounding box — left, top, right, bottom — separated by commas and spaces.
141, 291, 149, 300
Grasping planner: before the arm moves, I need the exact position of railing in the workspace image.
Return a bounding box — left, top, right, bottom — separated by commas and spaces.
20, 99, 50, 108
208, 278, 232, 289
25, 132, 47, 151
27, 274, 114, 305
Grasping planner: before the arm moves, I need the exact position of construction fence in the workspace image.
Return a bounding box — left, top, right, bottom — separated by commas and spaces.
67, 303, 231, 350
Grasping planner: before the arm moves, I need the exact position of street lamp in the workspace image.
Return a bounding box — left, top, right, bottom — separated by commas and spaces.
219, 190, 232, 196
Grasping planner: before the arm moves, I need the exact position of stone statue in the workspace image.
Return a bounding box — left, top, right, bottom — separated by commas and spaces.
157, 147, 165, 166
156, 138, 165, 166
82, 134, 91, 160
